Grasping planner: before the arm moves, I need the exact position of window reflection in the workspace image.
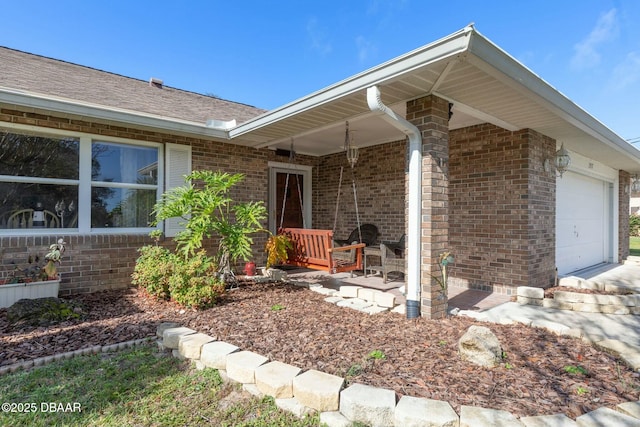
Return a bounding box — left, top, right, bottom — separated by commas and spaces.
0, 132, 79, 179
92, 142, 158, 185
0, 183, 78, 229
91, 187, 156, 228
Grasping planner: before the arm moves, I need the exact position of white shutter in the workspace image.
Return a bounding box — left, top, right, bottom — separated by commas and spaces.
164, 143, 192, 237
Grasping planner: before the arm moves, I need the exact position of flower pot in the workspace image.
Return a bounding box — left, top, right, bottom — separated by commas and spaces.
0, 277, 61, 308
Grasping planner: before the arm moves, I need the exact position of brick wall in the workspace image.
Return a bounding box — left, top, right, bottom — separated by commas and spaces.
313, 141, 407, 242
449, 124, 556, 294
0, 108, 318, 294
619, 170, 631, 261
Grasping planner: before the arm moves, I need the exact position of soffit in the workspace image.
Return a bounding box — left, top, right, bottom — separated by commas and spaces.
231, 28, 640, 173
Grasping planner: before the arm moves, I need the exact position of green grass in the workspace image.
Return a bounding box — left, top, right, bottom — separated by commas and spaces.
631, 236, 640, 256
0, 344, 321, 427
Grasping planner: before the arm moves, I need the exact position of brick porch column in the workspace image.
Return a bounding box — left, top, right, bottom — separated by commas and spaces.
407, 95, 450, 319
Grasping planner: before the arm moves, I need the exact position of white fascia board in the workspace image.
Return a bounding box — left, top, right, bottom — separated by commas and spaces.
230, 26, 474, 139
0, 87, 230, 140
465, 30, 640, 164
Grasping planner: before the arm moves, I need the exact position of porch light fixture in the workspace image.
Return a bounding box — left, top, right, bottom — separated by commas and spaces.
544, 143, 571, 178
632, 175, 640, 193
344, 121, 359, 168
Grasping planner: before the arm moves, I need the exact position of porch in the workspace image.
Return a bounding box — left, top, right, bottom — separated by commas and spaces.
281, 268, 511, 312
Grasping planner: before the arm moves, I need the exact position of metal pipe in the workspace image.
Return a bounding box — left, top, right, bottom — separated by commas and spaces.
366, 85, 422, 318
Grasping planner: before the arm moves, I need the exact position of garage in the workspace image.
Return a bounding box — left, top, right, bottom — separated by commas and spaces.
556, 169, 612, 275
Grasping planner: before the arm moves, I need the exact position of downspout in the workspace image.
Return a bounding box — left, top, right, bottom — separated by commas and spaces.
367, 86, 422, 318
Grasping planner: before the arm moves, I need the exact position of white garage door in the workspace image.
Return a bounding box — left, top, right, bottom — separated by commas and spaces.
556, 171, 608, 275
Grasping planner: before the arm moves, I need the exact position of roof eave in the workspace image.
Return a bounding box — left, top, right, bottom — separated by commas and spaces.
229, 25, 475, 139
465, 29, 640, 168
0, 86, 231, 140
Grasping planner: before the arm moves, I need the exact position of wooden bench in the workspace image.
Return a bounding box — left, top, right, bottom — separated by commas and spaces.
280, 228, 365, 274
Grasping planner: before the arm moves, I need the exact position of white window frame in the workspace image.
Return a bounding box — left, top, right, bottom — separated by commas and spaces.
0, 123, 165, 235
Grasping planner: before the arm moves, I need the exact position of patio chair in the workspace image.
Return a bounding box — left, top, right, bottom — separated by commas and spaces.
380, 242, 406, 283
334, 223, 379, 247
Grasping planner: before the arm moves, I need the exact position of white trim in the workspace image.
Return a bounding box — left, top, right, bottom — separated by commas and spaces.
0, 86, 230, 140
267, 162, 313, 233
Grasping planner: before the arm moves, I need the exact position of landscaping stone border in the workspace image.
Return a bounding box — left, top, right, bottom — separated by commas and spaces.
155, 323, 640, 427
516, 282, 640, 315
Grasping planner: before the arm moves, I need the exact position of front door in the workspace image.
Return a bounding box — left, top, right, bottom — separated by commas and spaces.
268, 163, 312, 233
276, 172, 304, 229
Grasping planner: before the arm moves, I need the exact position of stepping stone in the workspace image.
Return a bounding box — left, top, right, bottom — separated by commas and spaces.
391, 304, 406, 314
531, 319, 571, 336
521, 413, 577, 426
339, 285, 362, 298
340, 383, 396, 427
292, 369, 343, 412
357, 288, 376, 302
226, 350, 268, 383
394, 395, 458, 427
460, 405, 522, 427
576, 407, 640, 427
255, 361, 301, 398
162, 327, 196, 349
178, 333, 215, 359
374, 291, 396, 308
311, 286, 338, 296
324, 296, 344, 304
360, 305, 388, 315
200, 341, 239, 370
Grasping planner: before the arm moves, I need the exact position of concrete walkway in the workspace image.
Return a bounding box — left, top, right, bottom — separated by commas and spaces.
478, 262, 640, 345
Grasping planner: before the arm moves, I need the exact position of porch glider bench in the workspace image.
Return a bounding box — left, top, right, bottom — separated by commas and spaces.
280, 228, 365, 274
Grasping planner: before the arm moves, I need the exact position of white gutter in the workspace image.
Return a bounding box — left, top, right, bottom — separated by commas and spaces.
0, 86, 230, 140
367, 86, 422, 318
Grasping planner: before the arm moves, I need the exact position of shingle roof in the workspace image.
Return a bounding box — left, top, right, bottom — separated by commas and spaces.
0, 46, 265, 125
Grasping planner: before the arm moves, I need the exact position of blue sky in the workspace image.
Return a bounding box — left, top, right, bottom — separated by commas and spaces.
3, 1, 640, 142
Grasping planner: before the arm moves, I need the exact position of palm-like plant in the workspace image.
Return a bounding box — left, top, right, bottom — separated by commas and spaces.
152, 170, 267, 282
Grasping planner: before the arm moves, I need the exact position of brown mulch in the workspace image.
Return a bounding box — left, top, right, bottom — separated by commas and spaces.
1, 282, 639, 419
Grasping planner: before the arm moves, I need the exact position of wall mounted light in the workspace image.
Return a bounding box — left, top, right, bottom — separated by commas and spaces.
544, 143, 571, 178
632, 175, 640, 193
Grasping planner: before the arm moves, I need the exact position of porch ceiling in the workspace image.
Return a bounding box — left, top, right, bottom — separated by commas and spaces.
231, 26, 640, 174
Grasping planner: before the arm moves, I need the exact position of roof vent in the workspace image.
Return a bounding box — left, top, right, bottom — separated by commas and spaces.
149, 77, 163, 88
206, 119, 237, 130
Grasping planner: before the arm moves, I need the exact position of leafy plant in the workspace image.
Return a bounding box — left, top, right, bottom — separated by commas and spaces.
429, 251, 455, 295
367, 350, 386, 360
563, 365, 588, 375
265, 233, 293, 268
131, 245, 175, 300
43, 238, 66, 279
504, 363, 513, 370
631, 214, 640, 237
437, 340, 447, 347
270, 303, 285, 311
152, 170, 267, 278
576, 386, 589, 395
168, 250, 225, 309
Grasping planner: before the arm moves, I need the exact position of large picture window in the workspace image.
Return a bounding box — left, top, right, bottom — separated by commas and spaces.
0, 130, 162, 232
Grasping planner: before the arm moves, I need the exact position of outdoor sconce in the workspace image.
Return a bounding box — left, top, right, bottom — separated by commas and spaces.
544, 143, 571, 178
632, 175, 640, 193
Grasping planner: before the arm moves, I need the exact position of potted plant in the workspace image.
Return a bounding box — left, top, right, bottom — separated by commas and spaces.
0, 239, 65, 308
264, 232, 293, 276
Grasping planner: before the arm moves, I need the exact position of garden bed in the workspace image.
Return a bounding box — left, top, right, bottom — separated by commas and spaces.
1, 282, 639, 419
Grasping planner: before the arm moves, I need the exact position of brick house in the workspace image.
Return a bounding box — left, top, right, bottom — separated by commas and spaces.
2, 25, 639, 318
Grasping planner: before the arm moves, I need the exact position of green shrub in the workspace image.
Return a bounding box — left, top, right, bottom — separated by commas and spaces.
631, 214, 640, 237
168, 251, 225, 309
131, 245, 175, 300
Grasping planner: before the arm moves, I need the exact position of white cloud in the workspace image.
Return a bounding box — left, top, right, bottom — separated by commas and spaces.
571, 8, 619, 70
306, 18, 332, 56
607, 51, 640, 91
356, 36, 377, 62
